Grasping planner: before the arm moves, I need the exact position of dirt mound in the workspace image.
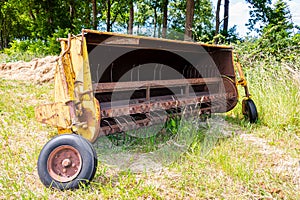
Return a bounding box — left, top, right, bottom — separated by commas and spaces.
0, 56, 58, 83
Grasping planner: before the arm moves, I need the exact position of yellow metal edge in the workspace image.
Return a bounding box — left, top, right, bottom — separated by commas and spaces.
78, 29, 233, 49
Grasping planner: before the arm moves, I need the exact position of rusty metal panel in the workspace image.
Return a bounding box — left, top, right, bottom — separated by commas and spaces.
72, 37, 101, 142
35, 102, 72, 128
93, 77, 221, 93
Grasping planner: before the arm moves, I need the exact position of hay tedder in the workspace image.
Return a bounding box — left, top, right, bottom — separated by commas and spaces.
35, 29, 258, 190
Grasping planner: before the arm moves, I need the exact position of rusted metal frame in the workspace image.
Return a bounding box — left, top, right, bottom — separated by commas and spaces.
99, 113, 167, 136
146, 86, 150, 101
62, 47, 77, 127
99, 92, 235, 118
60, 34, 72, 58
57, 38, 77, 129
93, 77, 221, 93
97, 105, 219, 136
234, 53, 250, 98
185, 84, 189, 96
86, 42, 218, 56
81, 29, 233, 49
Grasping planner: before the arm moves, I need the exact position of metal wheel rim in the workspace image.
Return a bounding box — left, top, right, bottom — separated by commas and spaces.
222, 77, 238, 112
47, 145, 82, 182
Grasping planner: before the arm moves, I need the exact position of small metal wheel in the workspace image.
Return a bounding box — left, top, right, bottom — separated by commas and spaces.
37, 134, 97, 190
242, 99, 258, 123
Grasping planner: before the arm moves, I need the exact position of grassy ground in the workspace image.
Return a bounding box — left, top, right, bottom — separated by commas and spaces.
1, 57, 300, 199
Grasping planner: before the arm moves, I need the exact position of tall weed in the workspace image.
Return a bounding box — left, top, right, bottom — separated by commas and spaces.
235, 45, 300, 132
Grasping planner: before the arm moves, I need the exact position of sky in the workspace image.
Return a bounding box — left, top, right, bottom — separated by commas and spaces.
211, 0, 300, 37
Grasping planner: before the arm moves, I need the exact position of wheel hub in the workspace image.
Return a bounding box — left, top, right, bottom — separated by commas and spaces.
47, 145, 82, 182
62, 158, 72, 167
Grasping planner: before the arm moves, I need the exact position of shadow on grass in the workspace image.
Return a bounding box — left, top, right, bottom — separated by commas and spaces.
91, 114, 242, 180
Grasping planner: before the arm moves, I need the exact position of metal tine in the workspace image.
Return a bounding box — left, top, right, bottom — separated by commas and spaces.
187, 66, 192, 78
195, 65, 200, 78
194, 101, 202, 116
195, 96, 204, 110
182, 65, 188, 78
193, 67, 198, 78
189, 104, 195, 118
130, 65, 135, 82
130, 115, 137, 122
154, 64, 159, 80
202, 65, 205, 77
189, 66, 193, 78
151, 111, 165, 121
203, 65, 207, 77
185, 66, 189, 78
137, 65, 141, 81
168, 107, 177, 118
186, 66, 190, 79
145, 112, 154, 121
193, 66, 196, 78
103, 119, 113, 131
114, 117, 124, 132
119, 116, 130, 125
191, 66, 195, 78
171, 95, 179, 108
143, 113, 153, 128
129, 115, 140, 130
110, 63, 114, 82
96, 63, 101, 83
159, 64, 164, 80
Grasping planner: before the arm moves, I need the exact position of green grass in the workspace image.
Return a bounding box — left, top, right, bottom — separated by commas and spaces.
1, 53, 300, 199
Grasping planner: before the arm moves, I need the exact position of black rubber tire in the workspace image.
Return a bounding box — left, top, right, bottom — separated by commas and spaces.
37, 134, 97, 190
242, 99, 258, 123
86, 139, 98, 182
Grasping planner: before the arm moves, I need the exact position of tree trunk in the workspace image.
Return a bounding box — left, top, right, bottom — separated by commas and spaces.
0, 30, 3, 50
214, 0, 221, 44
46, 1, 55, 34
184, 0, 195, 41
69, 0, 75, 31
128, 0, 134, 34
162, 0, 168, 38
158, 22, 162, 37
106, 0, 111, 32
92, 0, 97, 30
223, 0, 229, 36
153, 7, 157, 37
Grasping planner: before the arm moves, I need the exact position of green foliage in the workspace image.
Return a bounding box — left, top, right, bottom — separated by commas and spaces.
239, 0, 299, 60
0, 0, 91, 50
246, 0, 273, 32
2, 28, 69, 61
246, 0, 295, 34
0, 0, 216, 57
